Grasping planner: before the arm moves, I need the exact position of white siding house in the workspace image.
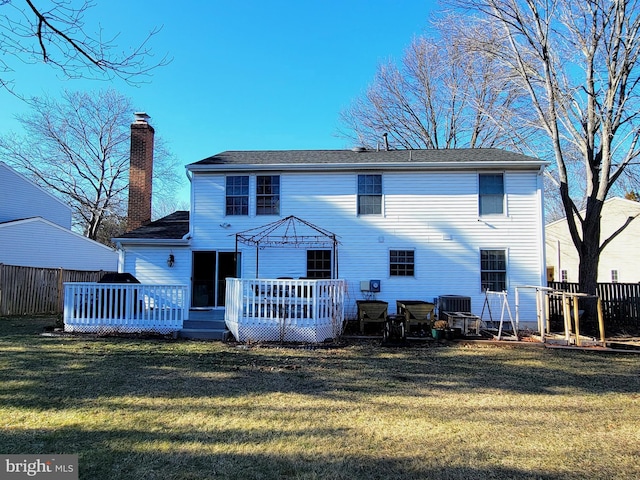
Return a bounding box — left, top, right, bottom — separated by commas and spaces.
117, 149, 548, 329
0, 161, 71, 228
0, 161, 118, 271
546, 197, 640, 283
114, 211, 191, 285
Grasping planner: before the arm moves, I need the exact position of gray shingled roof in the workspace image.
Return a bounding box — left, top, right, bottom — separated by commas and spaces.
188, 148, 545, 168
117, 211, 189, 240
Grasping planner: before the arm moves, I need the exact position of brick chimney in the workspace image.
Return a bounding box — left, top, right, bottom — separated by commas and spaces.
127, 112, 154, 231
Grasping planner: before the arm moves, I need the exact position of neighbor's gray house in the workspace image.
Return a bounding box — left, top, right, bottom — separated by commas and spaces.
546, 196, 640, 283
114, 128, 548, 337
0, 161, 118, 271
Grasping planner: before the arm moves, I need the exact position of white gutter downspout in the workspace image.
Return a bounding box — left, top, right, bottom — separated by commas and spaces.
115, 241, 125, 273
186, 168, 194, 239
538, 166, 547, 287
556, 240, 561, 280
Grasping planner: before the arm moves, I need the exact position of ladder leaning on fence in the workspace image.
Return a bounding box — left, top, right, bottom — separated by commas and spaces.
481, 290, 519, 341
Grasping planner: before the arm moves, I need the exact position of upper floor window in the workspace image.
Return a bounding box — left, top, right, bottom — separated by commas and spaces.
256, 175, 280, 215
481, 249, 506, 291
611, 270, 619, 283
358, 174, 382, 215
561, 270, 568, 282
390, 250, 415, 277
225, 176, 249, 216
479, 173, 504, 215
307, 250, 332, 279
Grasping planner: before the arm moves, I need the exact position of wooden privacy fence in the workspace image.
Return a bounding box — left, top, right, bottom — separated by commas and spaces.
548, 282, 640, 333
0, 264, 114, 316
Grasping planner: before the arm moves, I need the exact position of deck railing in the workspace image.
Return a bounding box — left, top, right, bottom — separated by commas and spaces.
63, 282, 187, 334
225, 278, 345, 342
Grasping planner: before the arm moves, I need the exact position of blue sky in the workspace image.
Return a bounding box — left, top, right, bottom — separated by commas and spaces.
0, 1, 437, 205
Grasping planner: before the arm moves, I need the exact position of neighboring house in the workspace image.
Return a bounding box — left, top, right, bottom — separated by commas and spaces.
546, 197, 640, 283
0, 161, 70, 227
0, 161, 118, 271
116, 147, 548, 327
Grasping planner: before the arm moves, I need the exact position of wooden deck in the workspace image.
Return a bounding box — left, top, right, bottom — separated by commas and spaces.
224, 278, 345, 342
63, 282, 187, 334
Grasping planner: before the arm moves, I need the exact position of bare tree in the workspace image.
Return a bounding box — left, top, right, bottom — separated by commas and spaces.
0, 89, 182, 244
340, 18, 533, 150
0, 0, 168, 90
450, 0, 640, 301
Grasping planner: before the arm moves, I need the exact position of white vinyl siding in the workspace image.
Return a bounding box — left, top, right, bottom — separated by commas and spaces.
123, 246, 190, 285
0, 162, 72, 228
0, 218, 117, 270
174, 168, 545, 326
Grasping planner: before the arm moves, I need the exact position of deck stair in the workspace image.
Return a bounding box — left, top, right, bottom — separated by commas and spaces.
180, 309, 228, 340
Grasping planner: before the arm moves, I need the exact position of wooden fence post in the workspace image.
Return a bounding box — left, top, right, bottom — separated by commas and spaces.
573, 296, 581, 347
562, 294, 572, 343
57, 268, 64, 313
597, 298, 606, 345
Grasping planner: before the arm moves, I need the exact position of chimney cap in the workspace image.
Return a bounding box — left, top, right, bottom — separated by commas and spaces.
134, 112, 150, 124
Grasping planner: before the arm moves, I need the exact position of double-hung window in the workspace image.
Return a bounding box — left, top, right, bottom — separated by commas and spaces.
256, 175, 280, 215
479, 173, 504, 215
481, 249, 507, 291
358, 174, 382, 215
307, 250, 332, 279
225, 176, 249, 216
390, 250, 415, 277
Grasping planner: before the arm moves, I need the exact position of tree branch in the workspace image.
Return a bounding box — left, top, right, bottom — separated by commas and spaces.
600, 213, 640, 253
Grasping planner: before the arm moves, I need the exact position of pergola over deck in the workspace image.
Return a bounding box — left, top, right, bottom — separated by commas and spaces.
234, 215, 339, 278
227, 216, 344, 342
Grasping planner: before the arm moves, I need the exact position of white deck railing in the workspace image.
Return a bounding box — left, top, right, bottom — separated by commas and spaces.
63, 282, 187, 334
225, 278, 345, 343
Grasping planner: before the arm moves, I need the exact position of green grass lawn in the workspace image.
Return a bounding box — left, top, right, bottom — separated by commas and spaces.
1, 317, 639, 480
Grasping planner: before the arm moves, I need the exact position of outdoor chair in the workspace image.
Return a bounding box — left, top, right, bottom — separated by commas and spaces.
357, 300, 388, 334
396, 300, 436, 335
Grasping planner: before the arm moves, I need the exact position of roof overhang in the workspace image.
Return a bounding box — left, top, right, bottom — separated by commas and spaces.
113, 238, 191, 246
186, 160, 549, 173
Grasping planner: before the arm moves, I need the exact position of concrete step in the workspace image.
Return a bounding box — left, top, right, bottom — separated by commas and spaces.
189, 309, 225, 321
180, 309, 229, 340
182, 319, 226, 330
179, 327, 229, 340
